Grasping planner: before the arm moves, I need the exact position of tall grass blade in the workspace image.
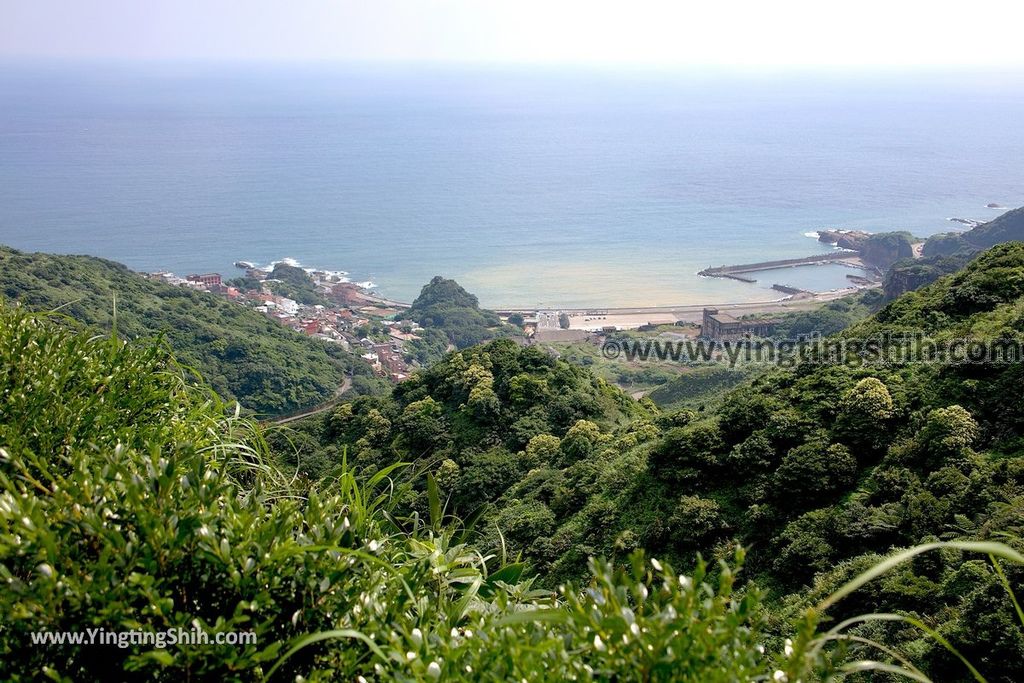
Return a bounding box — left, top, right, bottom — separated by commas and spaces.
265, 629, 385, 680
840, 660, 933, 682
819, 541, 1024, 611
990, 556, 1024, 630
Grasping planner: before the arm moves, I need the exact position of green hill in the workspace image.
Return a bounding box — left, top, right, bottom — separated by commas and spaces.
286, 243, 1024, 680
0, 245, 368, 415
883, 206, 1024, 300
6, 297, 1024, 681
398, 275, 520, 365
924, 205, 1024, 257
1, 299, 995, 682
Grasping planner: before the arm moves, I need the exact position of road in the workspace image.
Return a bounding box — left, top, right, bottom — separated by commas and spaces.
271, 376, 352, 426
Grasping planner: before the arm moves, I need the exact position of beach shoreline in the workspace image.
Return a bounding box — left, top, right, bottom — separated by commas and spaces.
494, 286, 866, 331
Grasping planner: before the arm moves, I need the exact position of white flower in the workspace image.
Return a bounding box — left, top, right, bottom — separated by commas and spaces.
773, 671, 788, 682
411, 627, 423, 646
37, 563, 54, 579
784, 638, 794, 657
650, 558, 663, 572
406, 651, 417, 661
679, 575, 692, 589
426, 661, 441, 679
593, 634, 606, 651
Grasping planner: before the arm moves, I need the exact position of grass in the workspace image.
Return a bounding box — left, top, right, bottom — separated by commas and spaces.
1, 303, 1022, 681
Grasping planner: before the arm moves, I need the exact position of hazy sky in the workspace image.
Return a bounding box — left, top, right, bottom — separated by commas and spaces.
2, 0, 1023, 68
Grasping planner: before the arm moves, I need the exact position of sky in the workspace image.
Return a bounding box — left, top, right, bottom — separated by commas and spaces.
2, 0, 1024, 68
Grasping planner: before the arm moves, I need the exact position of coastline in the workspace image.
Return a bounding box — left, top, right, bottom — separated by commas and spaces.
497, 287, 864, 331
147, 249, 874, 336
356, 269, 868, 333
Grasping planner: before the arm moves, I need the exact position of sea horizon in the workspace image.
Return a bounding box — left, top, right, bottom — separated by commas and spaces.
2, 62, 1023, 308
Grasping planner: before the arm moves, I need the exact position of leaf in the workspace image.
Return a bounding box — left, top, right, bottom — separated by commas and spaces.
367, 461, 408, 489
427, 473, 441, 529
492, 608, 569, 627
141, 650, 174, 666
840, 660, 932, 682
456, 503, 491, 543
264, 629, 385, 681
480, 562, 525, 598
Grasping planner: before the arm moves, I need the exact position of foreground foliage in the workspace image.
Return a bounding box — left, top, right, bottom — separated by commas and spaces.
6, 305, 1022, 681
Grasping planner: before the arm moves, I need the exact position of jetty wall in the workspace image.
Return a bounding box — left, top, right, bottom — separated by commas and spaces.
699, 250, 859, 279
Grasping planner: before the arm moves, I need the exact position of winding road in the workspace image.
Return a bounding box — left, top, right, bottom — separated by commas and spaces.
271, 376, 352, 425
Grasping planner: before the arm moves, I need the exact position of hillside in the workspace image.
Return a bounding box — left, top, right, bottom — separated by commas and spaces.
4, 244, 1024, 680
14, 302, 1020, 681
0, 245, 368, 415
285, 243, 1024, 680
874, 205, 1024, 300
399, 276, 517, 360
924, 205, 1024, 257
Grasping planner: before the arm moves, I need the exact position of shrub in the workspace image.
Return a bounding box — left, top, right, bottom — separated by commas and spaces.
2, 306, 1023, 682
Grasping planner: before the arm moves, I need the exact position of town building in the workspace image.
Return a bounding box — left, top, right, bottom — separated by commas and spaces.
186, 273, 222, 287
700, 308, 776, 340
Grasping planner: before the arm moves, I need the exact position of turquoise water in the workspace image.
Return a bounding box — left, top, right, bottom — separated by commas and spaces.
1, 64, 1023, 307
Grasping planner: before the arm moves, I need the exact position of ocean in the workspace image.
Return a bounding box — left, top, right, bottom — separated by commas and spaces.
1, 63, 1023, 308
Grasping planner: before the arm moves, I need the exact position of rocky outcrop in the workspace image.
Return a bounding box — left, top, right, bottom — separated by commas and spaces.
882, 255, 970, 299
817, 229, 914, 269
817, 229, 871, 251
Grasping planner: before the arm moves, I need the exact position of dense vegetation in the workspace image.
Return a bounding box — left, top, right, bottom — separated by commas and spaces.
5, 238, 1024, 680
623, 293, 884, 410
10, 304, 1018, 681
883, 254, 971, 300
770, 289, 883, 337
264, 262, 329, 306
287, 244, 1024, 680
401, 277, 514, 364
0, 246, 368, 415
647, 366, 757, 409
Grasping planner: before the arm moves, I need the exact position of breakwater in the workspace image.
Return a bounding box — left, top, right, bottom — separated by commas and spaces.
698, 250, 860, 281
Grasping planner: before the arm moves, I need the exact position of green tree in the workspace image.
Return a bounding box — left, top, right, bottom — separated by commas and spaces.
833, 377, 895, 453
773, 441, 857, 509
